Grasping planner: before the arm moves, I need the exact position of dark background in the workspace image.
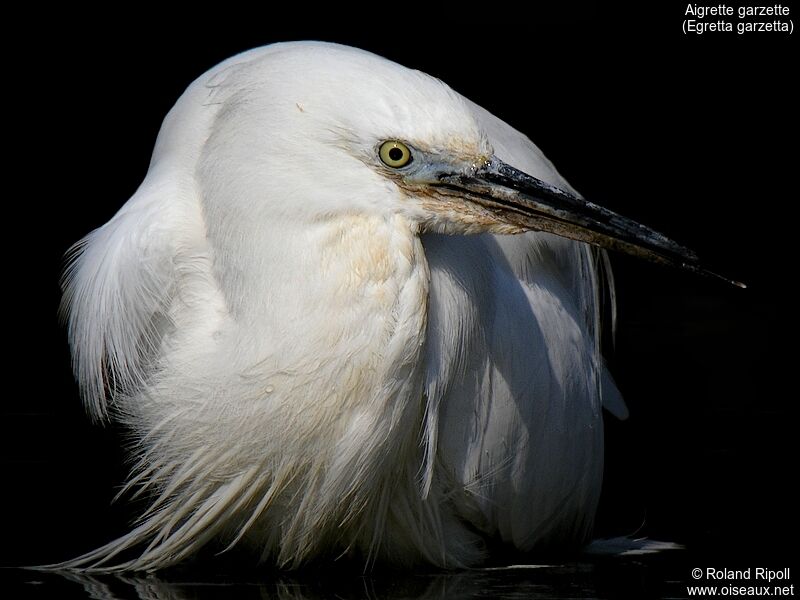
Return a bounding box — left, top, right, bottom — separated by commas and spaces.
3, 0, 796, 578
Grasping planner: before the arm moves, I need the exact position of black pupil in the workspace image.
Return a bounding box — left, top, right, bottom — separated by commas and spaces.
388, 147, 404, 162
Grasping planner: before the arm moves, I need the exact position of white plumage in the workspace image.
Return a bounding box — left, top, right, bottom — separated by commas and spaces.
58, 41, 634, 571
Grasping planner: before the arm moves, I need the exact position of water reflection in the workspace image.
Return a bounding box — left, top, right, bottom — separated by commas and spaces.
13, 557, 688, 599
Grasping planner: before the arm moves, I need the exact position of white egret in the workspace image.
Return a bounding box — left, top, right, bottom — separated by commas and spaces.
56, 42, 730, 572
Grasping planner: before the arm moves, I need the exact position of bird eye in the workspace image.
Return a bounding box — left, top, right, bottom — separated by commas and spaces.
379, 141, 413, 168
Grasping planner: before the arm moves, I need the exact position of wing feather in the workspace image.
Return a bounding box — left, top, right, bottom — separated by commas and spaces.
61, 181, 178, 420
422, 101, 623, 550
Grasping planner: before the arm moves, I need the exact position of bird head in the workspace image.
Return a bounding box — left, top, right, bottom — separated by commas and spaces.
182, 42, 742, 286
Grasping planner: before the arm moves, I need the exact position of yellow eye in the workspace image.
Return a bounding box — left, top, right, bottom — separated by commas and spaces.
379, 141, 413, 168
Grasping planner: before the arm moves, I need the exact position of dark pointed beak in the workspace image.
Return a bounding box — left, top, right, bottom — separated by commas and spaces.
433, 158, 744, 288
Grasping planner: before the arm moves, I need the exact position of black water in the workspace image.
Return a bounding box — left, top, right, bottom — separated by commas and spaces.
6, 553, 702, 599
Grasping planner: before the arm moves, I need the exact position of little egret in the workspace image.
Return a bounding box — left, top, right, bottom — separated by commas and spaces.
57, 42, 730, 572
